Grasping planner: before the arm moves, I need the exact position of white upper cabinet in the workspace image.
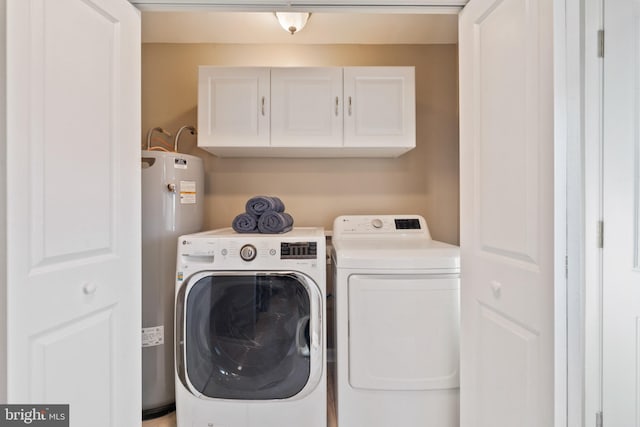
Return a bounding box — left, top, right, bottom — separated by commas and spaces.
197, 67, 270, 149
198, 66, 415, 157
271, 67, 343, 148
344, 67, 415, 151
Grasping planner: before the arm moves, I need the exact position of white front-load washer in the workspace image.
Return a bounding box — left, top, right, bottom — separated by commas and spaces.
175, 227, 326, 427
332, 215, 460, 427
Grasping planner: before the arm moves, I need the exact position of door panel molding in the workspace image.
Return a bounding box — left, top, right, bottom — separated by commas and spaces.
474, 0, 540, 268
476, 303, 539, 427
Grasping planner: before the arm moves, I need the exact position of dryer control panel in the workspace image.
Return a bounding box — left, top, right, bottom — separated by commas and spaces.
333, 215, 431, 238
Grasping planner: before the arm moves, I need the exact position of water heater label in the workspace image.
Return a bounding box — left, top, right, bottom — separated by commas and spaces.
180, 181, 196, 204
174, 158, 187, 169
141, 325, 164, 347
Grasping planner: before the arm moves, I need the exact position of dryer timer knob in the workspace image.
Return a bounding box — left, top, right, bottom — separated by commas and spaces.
240, 244, 257, 261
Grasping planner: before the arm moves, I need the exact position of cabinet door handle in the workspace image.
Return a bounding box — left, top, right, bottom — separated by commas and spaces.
261, 96, 266, 116
348, 96, 352, 116
335, 96, 339, 116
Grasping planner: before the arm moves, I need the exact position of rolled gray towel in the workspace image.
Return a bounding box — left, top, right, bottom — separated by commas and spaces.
232, 213, 258, 233
257, 211, 294, 234
246, 195, 285, 217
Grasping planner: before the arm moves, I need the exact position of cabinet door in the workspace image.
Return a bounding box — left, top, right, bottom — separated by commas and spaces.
198, 67, 270, 148
271, 67, 343, 148
343, 67, 415, 149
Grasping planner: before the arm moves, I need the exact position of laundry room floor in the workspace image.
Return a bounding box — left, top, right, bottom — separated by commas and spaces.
142, 411, 176, 427
141, 364, 337, 427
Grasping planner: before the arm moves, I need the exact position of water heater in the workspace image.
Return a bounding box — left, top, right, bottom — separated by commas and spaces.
141, 150, 204, 419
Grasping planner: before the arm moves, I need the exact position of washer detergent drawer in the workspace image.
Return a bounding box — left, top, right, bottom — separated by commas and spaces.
348, 274, 459, 391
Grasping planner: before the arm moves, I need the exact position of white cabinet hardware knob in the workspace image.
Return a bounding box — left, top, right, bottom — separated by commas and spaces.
490, 280, 502, 297
83, 282, 97, 295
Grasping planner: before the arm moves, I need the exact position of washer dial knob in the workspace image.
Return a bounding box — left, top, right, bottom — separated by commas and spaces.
240, 244, 257, 261
371, 218, 384, 229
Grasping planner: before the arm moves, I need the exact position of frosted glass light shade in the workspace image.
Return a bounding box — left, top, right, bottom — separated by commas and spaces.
275, 12, 310, 35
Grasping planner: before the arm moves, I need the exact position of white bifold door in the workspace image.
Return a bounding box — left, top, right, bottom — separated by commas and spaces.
459, 0, 555, 426
602, 0, 640, 424
3, 0, 141, 426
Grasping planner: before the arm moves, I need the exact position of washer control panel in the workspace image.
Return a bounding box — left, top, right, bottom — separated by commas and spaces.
176, 228, 325, 275
179, 236, 320, 266
280, 241, 317, 260
239, 244, 257, 261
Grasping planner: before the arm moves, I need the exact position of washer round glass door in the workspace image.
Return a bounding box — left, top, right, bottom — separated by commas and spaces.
177, 271, 321, 400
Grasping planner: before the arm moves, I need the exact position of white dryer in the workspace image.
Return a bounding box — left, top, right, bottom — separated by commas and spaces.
175, 228, 326, 427
331, 215, 460, 427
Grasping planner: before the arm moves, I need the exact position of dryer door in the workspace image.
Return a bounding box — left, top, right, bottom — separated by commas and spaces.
348, 273, 460, 391
176, 271, 323, 400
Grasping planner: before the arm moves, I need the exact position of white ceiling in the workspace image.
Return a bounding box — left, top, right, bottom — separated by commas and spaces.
141, 12, 458, 44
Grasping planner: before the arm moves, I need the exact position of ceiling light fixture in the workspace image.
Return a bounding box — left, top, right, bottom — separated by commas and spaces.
275, 12, 310, 35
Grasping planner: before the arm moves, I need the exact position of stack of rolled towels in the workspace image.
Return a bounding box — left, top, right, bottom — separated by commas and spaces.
232, 195, 294, 234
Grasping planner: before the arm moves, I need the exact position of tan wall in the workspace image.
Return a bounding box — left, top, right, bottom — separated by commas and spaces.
142, 43, 459, 244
